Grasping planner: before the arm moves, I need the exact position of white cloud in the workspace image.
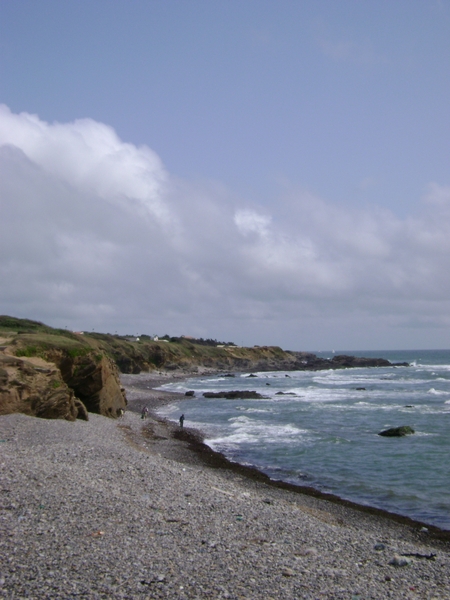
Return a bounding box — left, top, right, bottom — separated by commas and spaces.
1, 104, 450, 349
234, 209, 271, 237
0, 105, 170, 225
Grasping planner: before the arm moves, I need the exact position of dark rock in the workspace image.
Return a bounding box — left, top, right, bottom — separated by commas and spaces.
185, 390, 195, 397
288, 351, 409, 371
165, 363, 180, 370
203, 390, 264, 399
356, 387, 366, 391
115, 356, 141, 374
378, 426, 415, 437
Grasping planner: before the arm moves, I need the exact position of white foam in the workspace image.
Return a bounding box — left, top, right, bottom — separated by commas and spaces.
235, 407, 274, 414
205, 416, 310, 449
428, 388, 449, 396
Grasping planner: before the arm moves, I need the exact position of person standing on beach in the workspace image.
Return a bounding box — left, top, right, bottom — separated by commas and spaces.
141, 406, 149, 420
179, 414, 185, 428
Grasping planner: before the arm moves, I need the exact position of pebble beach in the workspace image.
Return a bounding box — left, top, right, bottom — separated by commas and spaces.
1, 376, 450, 599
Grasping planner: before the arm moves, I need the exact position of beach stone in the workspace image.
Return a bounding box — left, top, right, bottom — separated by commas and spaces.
389, 554, 412, 567
374, 543, 386, 551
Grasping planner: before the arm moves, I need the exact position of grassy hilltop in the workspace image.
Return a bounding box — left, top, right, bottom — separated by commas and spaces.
0, 316, 303, 374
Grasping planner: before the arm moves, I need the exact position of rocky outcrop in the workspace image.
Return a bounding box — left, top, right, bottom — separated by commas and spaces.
203, 390, 265, 399
66, 355, 127, 417
65, 328, 409, 376
288, 353, 409, 371
44, 351, 127, 418
0, 354, 88, 421
378, 426, 415, 437
0, 322, 127, 420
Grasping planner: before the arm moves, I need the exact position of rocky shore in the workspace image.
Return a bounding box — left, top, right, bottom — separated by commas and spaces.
1, 375, 449, 599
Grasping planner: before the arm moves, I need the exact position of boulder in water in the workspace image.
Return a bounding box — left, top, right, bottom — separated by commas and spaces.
203, 390, 264, 399
378, 426, 415, 437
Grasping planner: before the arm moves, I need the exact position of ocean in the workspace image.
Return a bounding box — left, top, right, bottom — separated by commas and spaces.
156, 349, 450, 530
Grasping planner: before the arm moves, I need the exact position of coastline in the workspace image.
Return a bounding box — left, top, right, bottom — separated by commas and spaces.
1, 370, 449, 598
122, 371, 450, 541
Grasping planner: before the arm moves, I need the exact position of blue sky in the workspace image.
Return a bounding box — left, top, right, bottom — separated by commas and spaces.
1, 1, 450, 350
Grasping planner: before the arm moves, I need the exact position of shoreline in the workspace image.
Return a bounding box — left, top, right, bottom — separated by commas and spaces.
2, 380, 450, 598
122, 371, 450, 541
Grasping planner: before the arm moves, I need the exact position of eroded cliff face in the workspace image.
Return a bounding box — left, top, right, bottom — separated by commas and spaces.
0, 325, 127, 420
0, 354, 88, 421
57, 352, 127, 417
22, 349, 128, 419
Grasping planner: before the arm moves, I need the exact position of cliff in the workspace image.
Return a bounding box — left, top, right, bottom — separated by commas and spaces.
0, 317, 126, 420
0, 353, 88, 421
64, 333, 406, 375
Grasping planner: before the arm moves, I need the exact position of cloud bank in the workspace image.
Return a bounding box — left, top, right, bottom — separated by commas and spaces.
1, 104, 449, 349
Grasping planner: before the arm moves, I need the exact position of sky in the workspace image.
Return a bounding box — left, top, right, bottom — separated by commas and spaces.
1, 0, 450, 351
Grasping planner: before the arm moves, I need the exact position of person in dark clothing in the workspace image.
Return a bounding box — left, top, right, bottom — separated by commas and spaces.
179, 414, 185, 428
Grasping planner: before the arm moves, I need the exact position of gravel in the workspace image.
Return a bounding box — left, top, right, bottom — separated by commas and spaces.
1, 405, 449, 599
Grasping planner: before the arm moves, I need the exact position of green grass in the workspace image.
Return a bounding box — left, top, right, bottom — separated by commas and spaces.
15, 345, 42, 358
67, 347, 91, 358
0, 315, 79, 341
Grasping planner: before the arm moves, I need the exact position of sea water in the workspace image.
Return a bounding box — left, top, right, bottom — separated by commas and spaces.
156, 350, 450, 530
